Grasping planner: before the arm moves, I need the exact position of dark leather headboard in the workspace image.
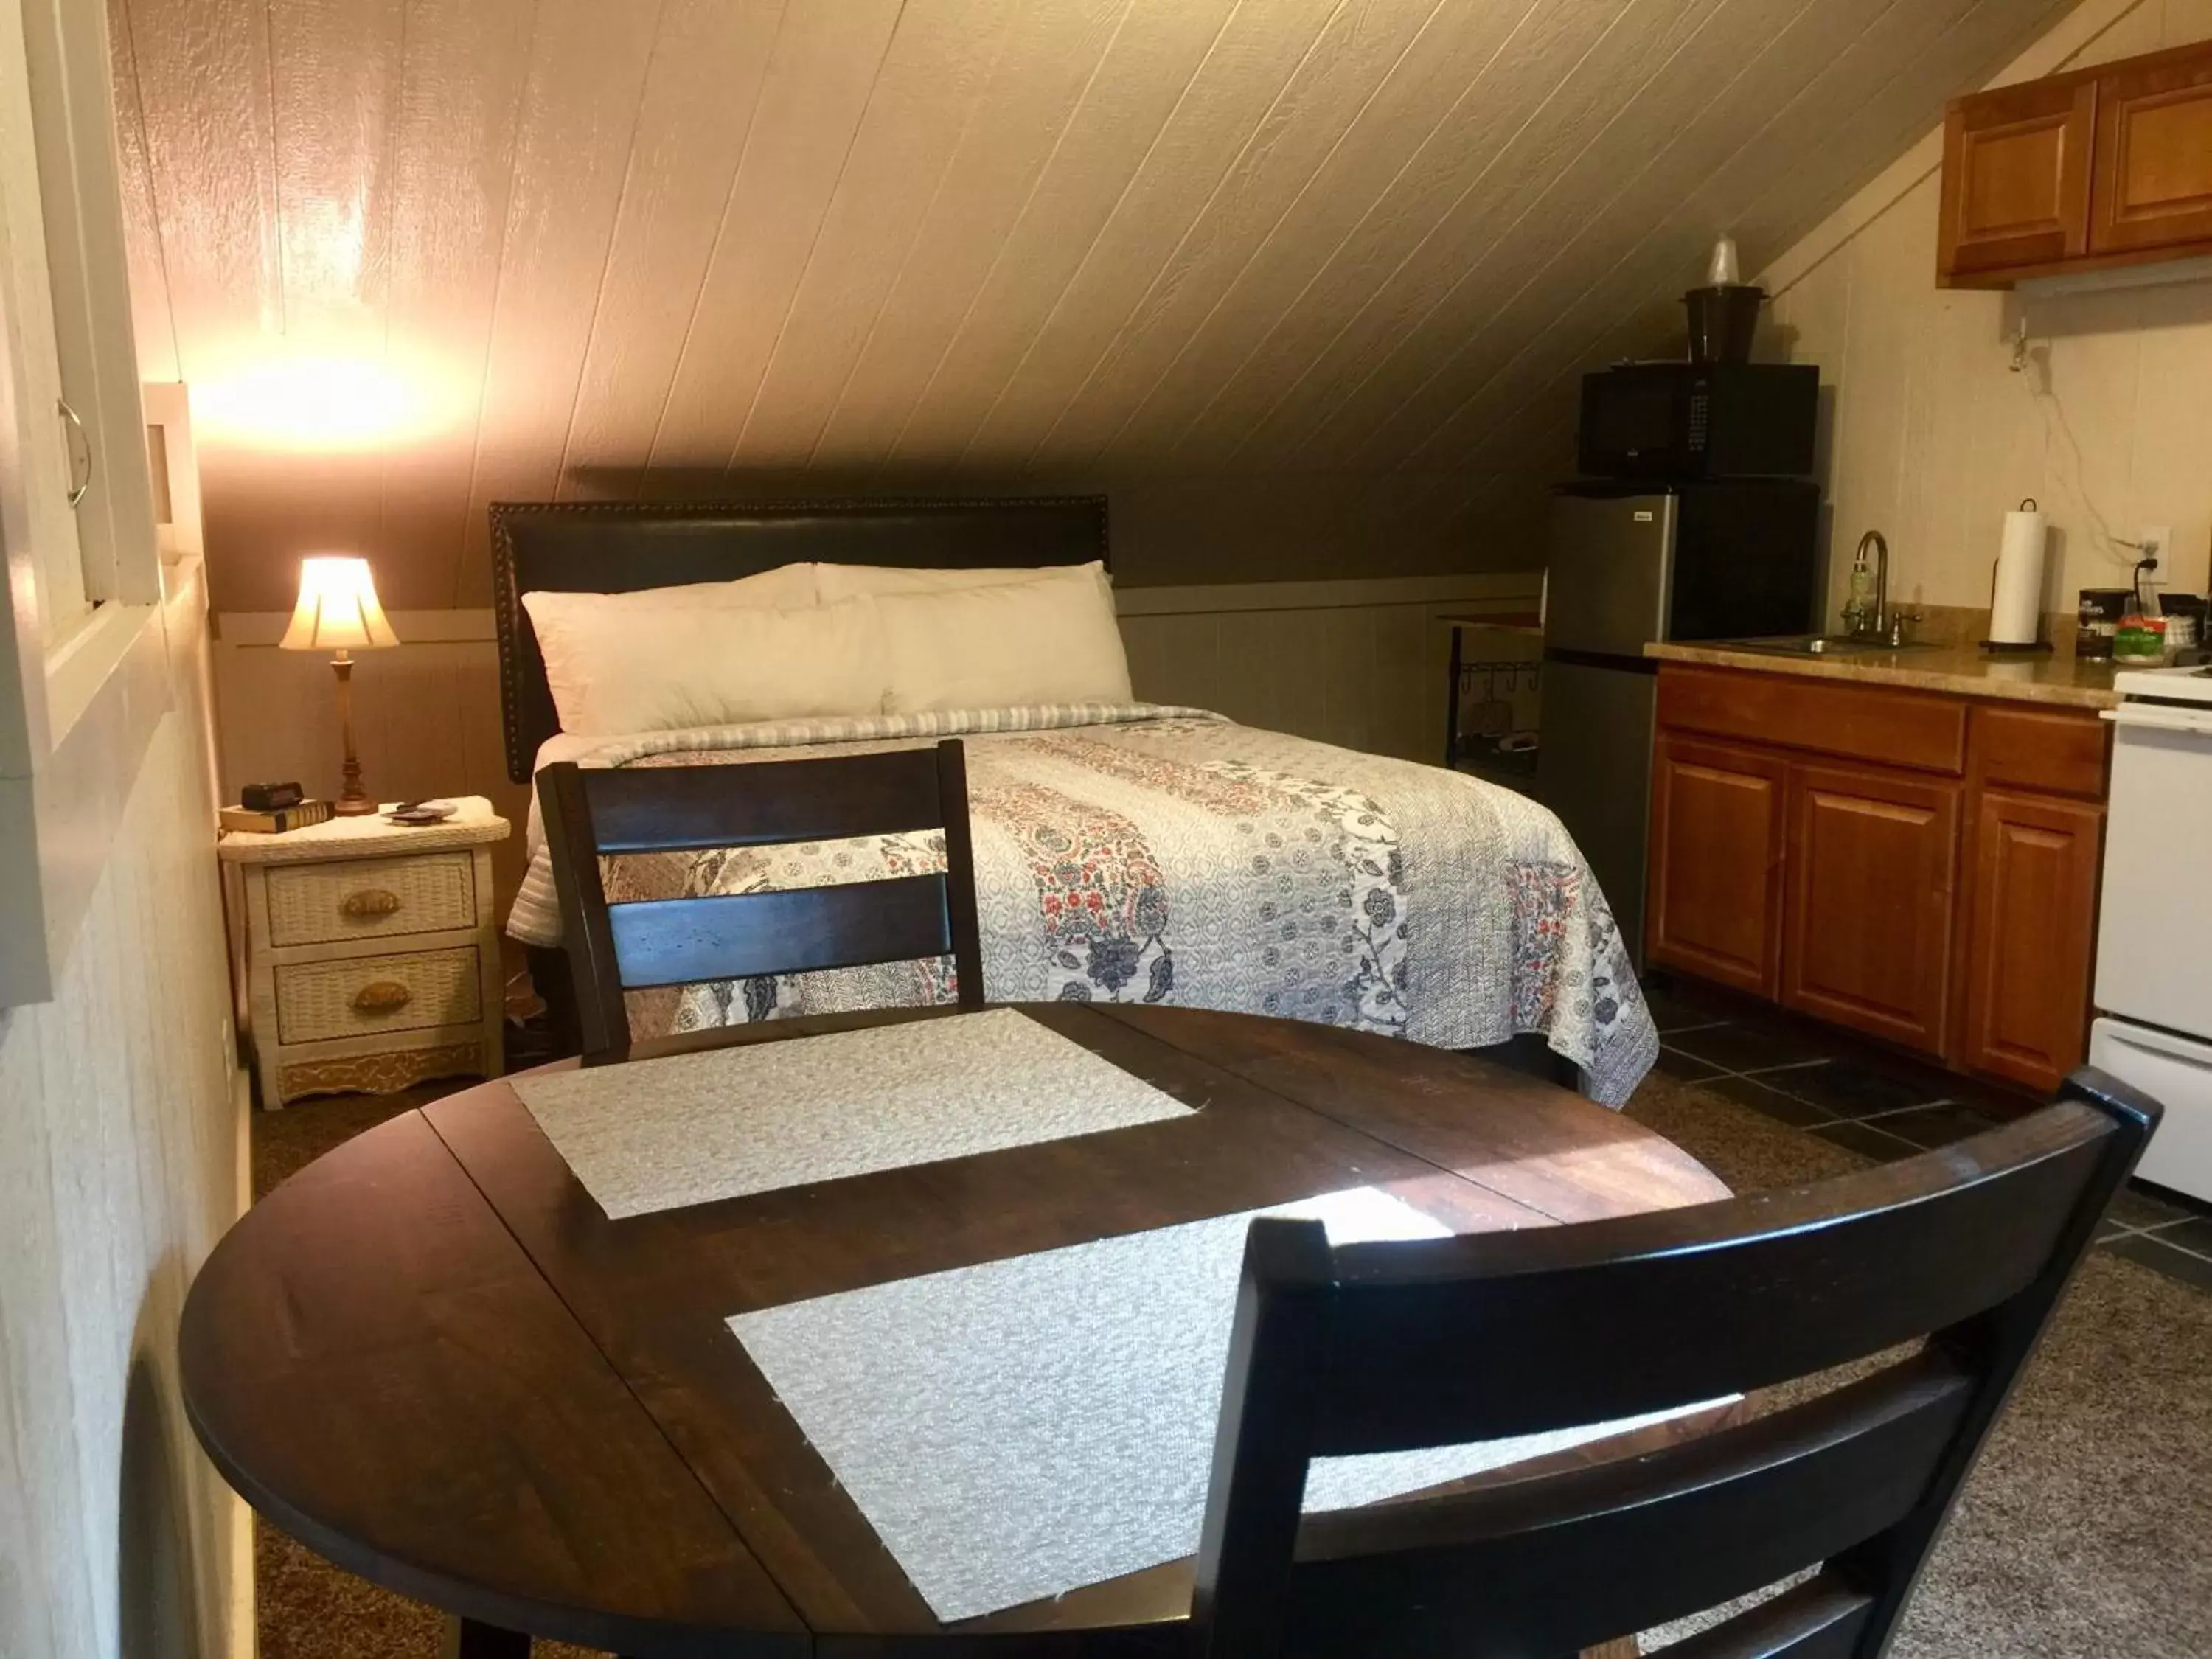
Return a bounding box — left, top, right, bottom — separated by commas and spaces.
490, 496, 1110, 782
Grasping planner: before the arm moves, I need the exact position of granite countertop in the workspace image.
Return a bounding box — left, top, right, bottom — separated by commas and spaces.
1644, 637, 2122, 710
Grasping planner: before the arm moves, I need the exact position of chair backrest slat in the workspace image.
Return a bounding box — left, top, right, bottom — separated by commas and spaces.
579, 748, 948, 853
605, 880, 953, 989
536, 742, 984, 1062
1313, 1105, 2106, 1452
1287, 1352, 1969, 1658
1189, 1068, 2160, 1659
1658, 1575, 1872, 1659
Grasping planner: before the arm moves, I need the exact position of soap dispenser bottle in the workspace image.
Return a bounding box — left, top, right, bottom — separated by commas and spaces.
1843, 541, 1877, 637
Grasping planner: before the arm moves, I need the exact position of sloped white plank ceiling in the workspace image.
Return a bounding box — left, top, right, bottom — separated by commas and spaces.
108, 0, 2076, 610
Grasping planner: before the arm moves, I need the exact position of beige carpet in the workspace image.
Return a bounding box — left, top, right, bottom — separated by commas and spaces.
1631, 1073, 2212, 1656
248, 1071, 2212, 1658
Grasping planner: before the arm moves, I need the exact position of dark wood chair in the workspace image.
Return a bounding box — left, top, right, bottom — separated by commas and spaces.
1193, 1066, 2162, 1659
536, 740, 984, 1064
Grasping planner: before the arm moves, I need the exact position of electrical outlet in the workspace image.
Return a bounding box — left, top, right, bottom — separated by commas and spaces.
2139, 525, 2171, 569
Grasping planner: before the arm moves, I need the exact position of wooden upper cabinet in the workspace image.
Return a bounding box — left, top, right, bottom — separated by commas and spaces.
1781, 762, 1961, 1057
2090, 47, 2212, 254
1940, 39, 2212, 285
1938, 77, 2096, 279
1646, 735, 1787, 999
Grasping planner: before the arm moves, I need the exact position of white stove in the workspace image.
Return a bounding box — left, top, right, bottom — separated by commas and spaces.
2092, 661, 2212, 1201
2112, 661, 2212, 703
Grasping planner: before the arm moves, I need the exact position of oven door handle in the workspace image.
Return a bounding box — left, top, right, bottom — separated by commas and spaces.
2102, 702, 2212, 735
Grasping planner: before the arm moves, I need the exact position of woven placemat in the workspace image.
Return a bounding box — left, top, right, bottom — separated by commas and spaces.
512, 1009, 1194, 1218
733, 1186, 1708, 1621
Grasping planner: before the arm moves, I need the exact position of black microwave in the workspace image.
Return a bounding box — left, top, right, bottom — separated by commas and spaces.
1576, 362, 1818, 480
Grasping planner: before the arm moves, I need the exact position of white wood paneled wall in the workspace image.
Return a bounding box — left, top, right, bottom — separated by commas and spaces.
1753, 0, 2212, 621
106, 0, 2070, 612
210, 574, 1540, 922
0, 583, 246, 1659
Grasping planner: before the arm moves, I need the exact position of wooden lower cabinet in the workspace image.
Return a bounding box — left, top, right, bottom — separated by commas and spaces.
1781, 762, 1961, 1057
1955, 789, 2104, 1092
1647, 736, 1787, 997
1649, 664, 2108, 1092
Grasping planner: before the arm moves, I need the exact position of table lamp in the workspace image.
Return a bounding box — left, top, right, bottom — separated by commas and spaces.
280, 555, 398, 815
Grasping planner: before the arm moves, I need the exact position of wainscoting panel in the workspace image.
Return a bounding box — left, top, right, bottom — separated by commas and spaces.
1, 571, 248, 1659
210, 574, 1540, 925
1116, 574, 1539, 763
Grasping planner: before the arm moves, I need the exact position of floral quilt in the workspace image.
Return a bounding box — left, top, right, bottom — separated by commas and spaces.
507, 705, 1657, 1105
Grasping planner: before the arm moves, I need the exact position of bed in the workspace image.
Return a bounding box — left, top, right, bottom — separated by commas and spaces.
493, 497, 1658, 1105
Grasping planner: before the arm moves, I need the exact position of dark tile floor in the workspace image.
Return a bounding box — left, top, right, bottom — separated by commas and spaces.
1644, 975, 2212, 1297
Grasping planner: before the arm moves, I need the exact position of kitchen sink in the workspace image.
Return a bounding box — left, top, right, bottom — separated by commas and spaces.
1705, 633, 1942, 657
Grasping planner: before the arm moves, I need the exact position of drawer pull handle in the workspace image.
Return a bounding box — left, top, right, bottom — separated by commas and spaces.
341, 888, 403, 919
353, 981, 412, 1014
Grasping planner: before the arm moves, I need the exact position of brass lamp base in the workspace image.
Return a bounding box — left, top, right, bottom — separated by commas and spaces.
330, 651, 381, 815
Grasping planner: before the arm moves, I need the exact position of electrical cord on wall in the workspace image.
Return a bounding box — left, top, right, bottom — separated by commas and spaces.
2132, 552, 2160, 614
2011, 314, 2151, 580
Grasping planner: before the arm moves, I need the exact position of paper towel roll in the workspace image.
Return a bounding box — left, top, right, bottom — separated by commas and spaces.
1989, 504, 2047, 645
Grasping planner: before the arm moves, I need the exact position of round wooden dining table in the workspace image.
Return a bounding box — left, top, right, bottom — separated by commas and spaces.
181, 1002, 1729, 1658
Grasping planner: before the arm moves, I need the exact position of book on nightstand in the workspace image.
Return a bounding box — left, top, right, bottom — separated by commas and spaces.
219, 799, 335, 834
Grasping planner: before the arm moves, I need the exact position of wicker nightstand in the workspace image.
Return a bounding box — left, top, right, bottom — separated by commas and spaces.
218, 798, 509, 1108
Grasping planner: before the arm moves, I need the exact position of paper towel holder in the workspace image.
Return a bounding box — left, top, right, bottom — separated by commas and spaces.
1980, 496, 2054, 655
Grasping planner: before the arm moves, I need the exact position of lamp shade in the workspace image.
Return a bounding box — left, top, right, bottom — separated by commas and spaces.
279, 556, 398, 651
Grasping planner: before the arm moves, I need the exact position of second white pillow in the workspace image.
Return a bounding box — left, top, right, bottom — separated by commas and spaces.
874, 567, 1131, 714
543, 562, 822, 611
814, 558, 1106, 602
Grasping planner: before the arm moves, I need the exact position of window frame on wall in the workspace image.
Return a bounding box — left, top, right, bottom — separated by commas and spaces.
0, 0, 169, 1007
18, 0, 159, 630
0, 0, 160, 673
142, 381, 202, 562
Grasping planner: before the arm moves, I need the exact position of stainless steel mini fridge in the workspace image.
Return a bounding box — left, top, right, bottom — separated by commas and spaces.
1537, 480, 1822, 963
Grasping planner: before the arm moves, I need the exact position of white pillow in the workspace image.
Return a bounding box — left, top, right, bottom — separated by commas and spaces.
874, 566, 1130, 713
530, 562, 821, 611
521, 590, 886, 736
814, 559, 1107, 602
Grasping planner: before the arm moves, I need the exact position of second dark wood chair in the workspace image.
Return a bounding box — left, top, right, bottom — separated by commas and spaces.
537, 740, 984, 1064
1192, 1066, 2161, 1659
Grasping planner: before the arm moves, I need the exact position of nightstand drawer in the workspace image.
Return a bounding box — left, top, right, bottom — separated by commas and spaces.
265, 852, 477, 946
274, 947, 483, 1045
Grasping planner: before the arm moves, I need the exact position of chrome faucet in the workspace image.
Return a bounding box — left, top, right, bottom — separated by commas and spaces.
1847, 530, 1889, 641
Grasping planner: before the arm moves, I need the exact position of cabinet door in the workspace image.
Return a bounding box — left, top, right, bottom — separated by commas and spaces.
1938, 78, 2096, 279
1783, 762, 1961, 1056
2091, 49, 2212, 254
1646, 736, 1787, 998
0, 0, 160, 650
1955, 790, 2103, 1093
